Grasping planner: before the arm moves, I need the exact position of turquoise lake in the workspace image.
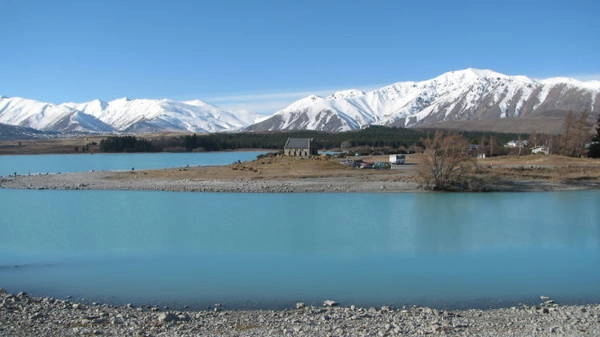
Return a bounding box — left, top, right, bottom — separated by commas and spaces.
0, 151, 266, 177
1, 189, 599, 309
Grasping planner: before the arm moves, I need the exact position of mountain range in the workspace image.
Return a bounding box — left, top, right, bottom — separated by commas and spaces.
248, 68, 600, 133
1, 68, 599, 136
0, 96, 260, 134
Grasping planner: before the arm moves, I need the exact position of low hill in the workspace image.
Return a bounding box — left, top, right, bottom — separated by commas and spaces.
0, 123, 56, 140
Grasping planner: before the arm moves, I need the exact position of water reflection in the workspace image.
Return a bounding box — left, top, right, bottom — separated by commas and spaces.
1, 190, 599, 307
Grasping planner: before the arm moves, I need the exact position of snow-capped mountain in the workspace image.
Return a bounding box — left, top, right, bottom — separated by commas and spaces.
248, 68, 600, 132
0, 96, 114, 133
3, 68, 599, 135
0, 96, 260, 133
63, 98, 257, 133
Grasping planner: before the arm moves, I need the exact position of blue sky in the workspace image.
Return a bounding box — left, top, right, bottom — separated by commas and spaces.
1, 0, 599, 114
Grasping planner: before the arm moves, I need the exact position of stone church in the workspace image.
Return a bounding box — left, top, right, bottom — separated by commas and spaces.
283, 138, 318, 157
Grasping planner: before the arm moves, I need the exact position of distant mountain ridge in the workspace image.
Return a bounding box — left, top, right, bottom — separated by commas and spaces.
0, 96, 261, 134
2, 68, 599, 135
0, 123, 57, 140
247, 68, 600, 133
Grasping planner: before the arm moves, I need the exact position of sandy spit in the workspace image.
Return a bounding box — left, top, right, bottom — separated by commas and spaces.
0, 170, 423, 193
2, 170, 600, 193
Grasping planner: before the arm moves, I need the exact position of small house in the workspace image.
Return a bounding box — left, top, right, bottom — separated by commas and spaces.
389, 154, 406, 165
505, 140, 528, 148
284, 138, 318, 157
531, 145, 550, 155
467, 144, 487, 158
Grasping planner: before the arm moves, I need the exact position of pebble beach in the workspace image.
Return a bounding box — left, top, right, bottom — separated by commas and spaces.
1, 290, 600, 337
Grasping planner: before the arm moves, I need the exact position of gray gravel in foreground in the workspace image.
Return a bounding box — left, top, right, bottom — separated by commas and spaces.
0, 172, 422, 193
1, 290, 599, 337
1, 171, 595, 193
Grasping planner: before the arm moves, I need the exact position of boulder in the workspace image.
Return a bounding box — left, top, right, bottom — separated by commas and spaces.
176, 313, 190, 321
157, 312, 178, 323
323, 300, 338, 307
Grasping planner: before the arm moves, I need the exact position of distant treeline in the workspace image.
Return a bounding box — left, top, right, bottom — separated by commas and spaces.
182, 127, 428, 151
98, 126, 527, 153
99, 136, 154, 152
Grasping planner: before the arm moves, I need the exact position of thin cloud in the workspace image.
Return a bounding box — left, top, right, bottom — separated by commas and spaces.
207, 89, 335, 103
205, 86, 376, 114
569, 73, 600, 81
536, 72, 600, 81
219, 100, 296, 116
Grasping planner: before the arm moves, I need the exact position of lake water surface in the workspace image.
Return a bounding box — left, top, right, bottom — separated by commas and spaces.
1, 189, 599, 309
0, 151, 266, 176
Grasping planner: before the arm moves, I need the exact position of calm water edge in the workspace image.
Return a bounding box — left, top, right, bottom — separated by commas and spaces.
0, 151, 266, 176
1, 189, 599, 309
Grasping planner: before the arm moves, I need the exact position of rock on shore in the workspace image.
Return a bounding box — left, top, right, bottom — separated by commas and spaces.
1, 290, 599, 336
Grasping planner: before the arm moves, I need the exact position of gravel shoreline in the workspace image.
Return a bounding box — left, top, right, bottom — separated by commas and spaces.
1, 170, 598, 193
0, 171, 422, 193
1, 290, 599, 336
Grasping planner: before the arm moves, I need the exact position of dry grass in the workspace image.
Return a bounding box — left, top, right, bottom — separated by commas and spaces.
108, 153, 600, 189
108, 154, 416, 182
476, 155, 600, 185
0, 136, 105, 155
479, 154, 600, 167
0, 132, 199, 155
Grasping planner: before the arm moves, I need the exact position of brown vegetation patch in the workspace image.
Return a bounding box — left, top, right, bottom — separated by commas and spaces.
105, 153, 600, 192
475, 155, 600, 186
108, 154, 416, 182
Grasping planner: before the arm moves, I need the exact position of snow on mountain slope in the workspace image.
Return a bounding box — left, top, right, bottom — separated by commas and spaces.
3, 68, 598, 134
248, 68, 600, 132
1, 96, 260, 133
67, 98, 246, 133
44, 110, 115, 133
0, 96, 113, 132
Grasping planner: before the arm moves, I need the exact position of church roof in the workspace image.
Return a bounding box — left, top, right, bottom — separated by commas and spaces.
284, 138, 313, 149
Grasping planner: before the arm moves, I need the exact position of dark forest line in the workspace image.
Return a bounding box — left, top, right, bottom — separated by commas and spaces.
98, 126, 526, 154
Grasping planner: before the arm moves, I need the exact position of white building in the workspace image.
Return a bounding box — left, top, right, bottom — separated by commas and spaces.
531, 145, 550, 155
505, 140, 529, 148
389, 154, 406, 165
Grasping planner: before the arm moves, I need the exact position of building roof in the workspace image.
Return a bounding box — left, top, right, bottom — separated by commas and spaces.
284, 137, 313, 149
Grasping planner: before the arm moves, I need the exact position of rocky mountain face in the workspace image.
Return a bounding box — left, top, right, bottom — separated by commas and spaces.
0, 123, 56, 140
247, 69, 600, 133
0, 96, 260, 134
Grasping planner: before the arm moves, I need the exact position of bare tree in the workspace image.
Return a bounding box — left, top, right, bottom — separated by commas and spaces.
560, 112, 592, 157
340, 140, 352, 152
528, 132, 540, 148
589, 115, 600, 158
560, 111, 576, 154
418, 131, 473, 190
